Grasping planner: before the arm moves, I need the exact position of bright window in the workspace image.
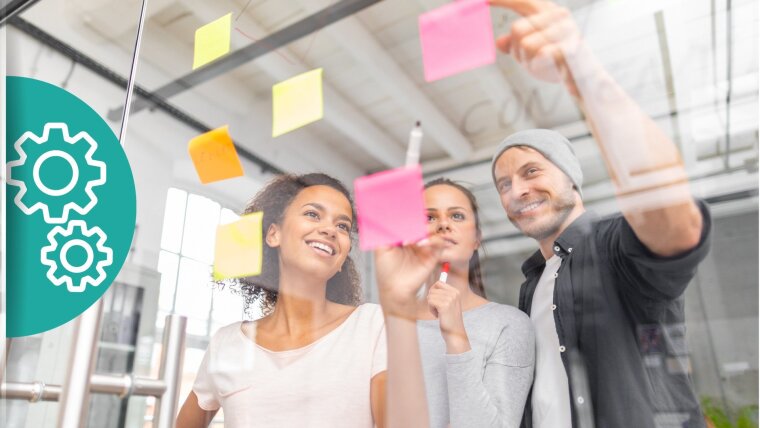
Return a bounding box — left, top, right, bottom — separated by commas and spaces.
156, 188, 256, 336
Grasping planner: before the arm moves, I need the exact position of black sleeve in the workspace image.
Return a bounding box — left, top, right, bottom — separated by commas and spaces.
603, 199, 712, 301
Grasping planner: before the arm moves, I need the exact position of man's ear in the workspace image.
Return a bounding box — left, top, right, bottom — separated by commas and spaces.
265, 223, 281, 248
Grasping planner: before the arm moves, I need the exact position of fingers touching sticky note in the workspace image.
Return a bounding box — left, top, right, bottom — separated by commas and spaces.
272, 68, 324, 137
213, 212, 263, 281
419, 0, 496, 82
194, 13, 232, 70
354, 165, 428, 251
188, 125, 244, 184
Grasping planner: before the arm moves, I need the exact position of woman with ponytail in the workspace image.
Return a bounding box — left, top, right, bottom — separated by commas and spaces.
418, 178, 535, 428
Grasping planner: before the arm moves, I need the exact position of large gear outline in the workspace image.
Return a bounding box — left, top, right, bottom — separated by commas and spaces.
7, 122, 106, 224
41, 220, 113, 293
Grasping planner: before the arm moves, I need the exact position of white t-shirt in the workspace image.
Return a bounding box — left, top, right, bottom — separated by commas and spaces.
530, 255, 572, 428
192, 303, 388, 428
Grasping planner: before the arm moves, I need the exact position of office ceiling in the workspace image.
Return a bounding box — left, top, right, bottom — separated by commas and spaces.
8, 0, 759, 301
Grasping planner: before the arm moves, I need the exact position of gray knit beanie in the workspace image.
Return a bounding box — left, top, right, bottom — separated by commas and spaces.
491, 129, 583, 197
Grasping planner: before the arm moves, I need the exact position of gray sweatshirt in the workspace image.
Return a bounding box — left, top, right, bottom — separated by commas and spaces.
417, 302, 535, 428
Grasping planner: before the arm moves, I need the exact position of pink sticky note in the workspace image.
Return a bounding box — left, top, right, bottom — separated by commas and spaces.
419, 0, 496, 82
354, 165, 428, 251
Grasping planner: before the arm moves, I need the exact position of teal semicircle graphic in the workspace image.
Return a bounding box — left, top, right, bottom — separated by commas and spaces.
6, 76, 137, 337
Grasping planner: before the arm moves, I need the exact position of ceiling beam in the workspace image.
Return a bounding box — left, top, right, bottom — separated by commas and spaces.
128, 21, 366, 182
111, 0, 384, 118
7, 16, 282, 175
9, 16, 365, 182
0, 0, 41, 26
295, 0, 473, 161
417, 0, 537, 132
192, 0, 406, 168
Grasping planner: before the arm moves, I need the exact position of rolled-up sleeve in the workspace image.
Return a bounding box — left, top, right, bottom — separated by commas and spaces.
614, 199, 712, 301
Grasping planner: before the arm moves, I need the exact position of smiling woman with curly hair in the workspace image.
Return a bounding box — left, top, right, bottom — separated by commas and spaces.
235, 173, 363, 316
176, 173, 384, 428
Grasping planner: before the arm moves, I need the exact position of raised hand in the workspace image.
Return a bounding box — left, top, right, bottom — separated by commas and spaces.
377, 239, 443, 428
427, 281, 471, 354
490, 0, 583, 96
374, 235, 444, 317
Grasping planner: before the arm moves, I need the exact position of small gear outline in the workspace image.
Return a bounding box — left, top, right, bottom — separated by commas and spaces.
6, 122, 106, 224
40, 220, 113, 293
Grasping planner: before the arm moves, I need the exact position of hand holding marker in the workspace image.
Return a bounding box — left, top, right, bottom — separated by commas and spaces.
408, 122, 450, 292
439, 262, 450, 283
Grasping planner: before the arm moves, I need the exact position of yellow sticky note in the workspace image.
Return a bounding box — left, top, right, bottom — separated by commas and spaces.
193, 13, 232, 70
213, 212, 264, 281
272, 68, 324, 137
188, 125, 244, 184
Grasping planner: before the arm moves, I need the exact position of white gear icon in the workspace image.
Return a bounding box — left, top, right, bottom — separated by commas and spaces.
41, 220, 114, 293
7, 122, 106, 224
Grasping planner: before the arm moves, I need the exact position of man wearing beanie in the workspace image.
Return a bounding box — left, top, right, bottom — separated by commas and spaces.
489, 0, 711, 428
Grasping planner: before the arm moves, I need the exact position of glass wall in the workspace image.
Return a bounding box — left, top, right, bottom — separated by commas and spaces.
3, 0, 757, 426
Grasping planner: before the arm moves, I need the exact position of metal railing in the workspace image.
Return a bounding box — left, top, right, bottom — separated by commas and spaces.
1, 301, 187, 428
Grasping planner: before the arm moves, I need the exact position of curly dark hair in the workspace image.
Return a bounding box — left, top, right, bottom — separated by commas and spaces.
229, 173, 363, 317
424, 178, 487, 298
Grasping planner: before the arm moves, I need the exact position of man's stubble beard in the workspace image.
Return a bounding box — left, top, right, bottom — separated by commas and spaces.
509, 185, 577, 242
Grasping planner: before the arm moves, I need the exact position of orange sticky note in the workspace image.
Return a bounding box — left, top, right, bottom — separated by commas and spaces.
213, 212, 263, 281
193, 13, 232, 69
272, 68, 324, 137
188, 125, 244, 184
